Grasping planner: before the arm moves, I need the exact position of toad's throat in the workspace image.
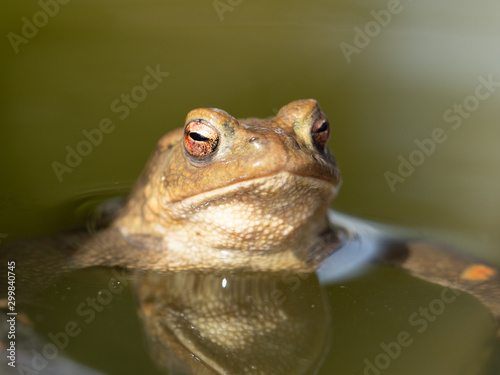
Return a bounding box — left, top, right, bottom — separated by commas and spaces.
156, 172, 337, 253
162, 171, 339, 217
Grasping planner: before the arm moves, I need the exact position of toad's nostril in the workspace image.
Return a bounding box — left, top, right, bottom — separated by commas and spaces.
249, 137, 263, 149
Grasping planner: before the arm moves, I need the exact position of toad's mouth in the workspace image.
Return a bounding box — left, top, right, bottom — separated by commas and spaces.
162, 171, 340, 219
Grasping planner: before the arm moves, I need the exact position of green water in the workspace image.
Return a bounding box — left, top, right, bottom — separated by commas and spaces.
13, 265, 499, 374
1, 0, 500, 373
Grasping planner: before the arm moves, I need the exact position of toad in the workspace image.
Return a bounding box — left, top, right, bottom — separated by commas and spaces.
2, 99, 499, 325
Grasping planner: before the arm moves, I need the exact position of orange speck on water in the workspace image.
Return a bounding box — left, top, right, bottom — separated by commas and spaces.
460, 264, 497, 281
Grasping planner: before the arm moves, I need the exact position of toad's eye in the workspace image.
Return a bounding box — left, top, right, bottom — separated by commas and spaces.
184, 121, 219, 158
311, 114, 330, 151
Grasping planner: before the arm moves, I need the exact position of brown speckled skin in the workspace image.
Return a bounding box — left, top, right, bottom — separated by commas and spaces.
107, 99, 343, 272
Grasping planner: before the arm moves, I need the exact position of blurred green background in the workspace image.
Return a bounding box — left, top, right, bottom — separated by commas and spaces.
1, 0, 500, 373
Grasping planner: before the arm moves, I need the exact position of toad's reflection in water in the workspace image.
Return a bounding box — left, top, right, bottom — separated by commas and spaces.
134, 270, 330, 375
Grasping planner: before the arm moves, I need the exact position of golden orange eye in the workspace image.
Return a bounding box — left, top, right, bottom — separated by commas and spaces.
184, 121, 219, 158
311, 114, 330, 151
